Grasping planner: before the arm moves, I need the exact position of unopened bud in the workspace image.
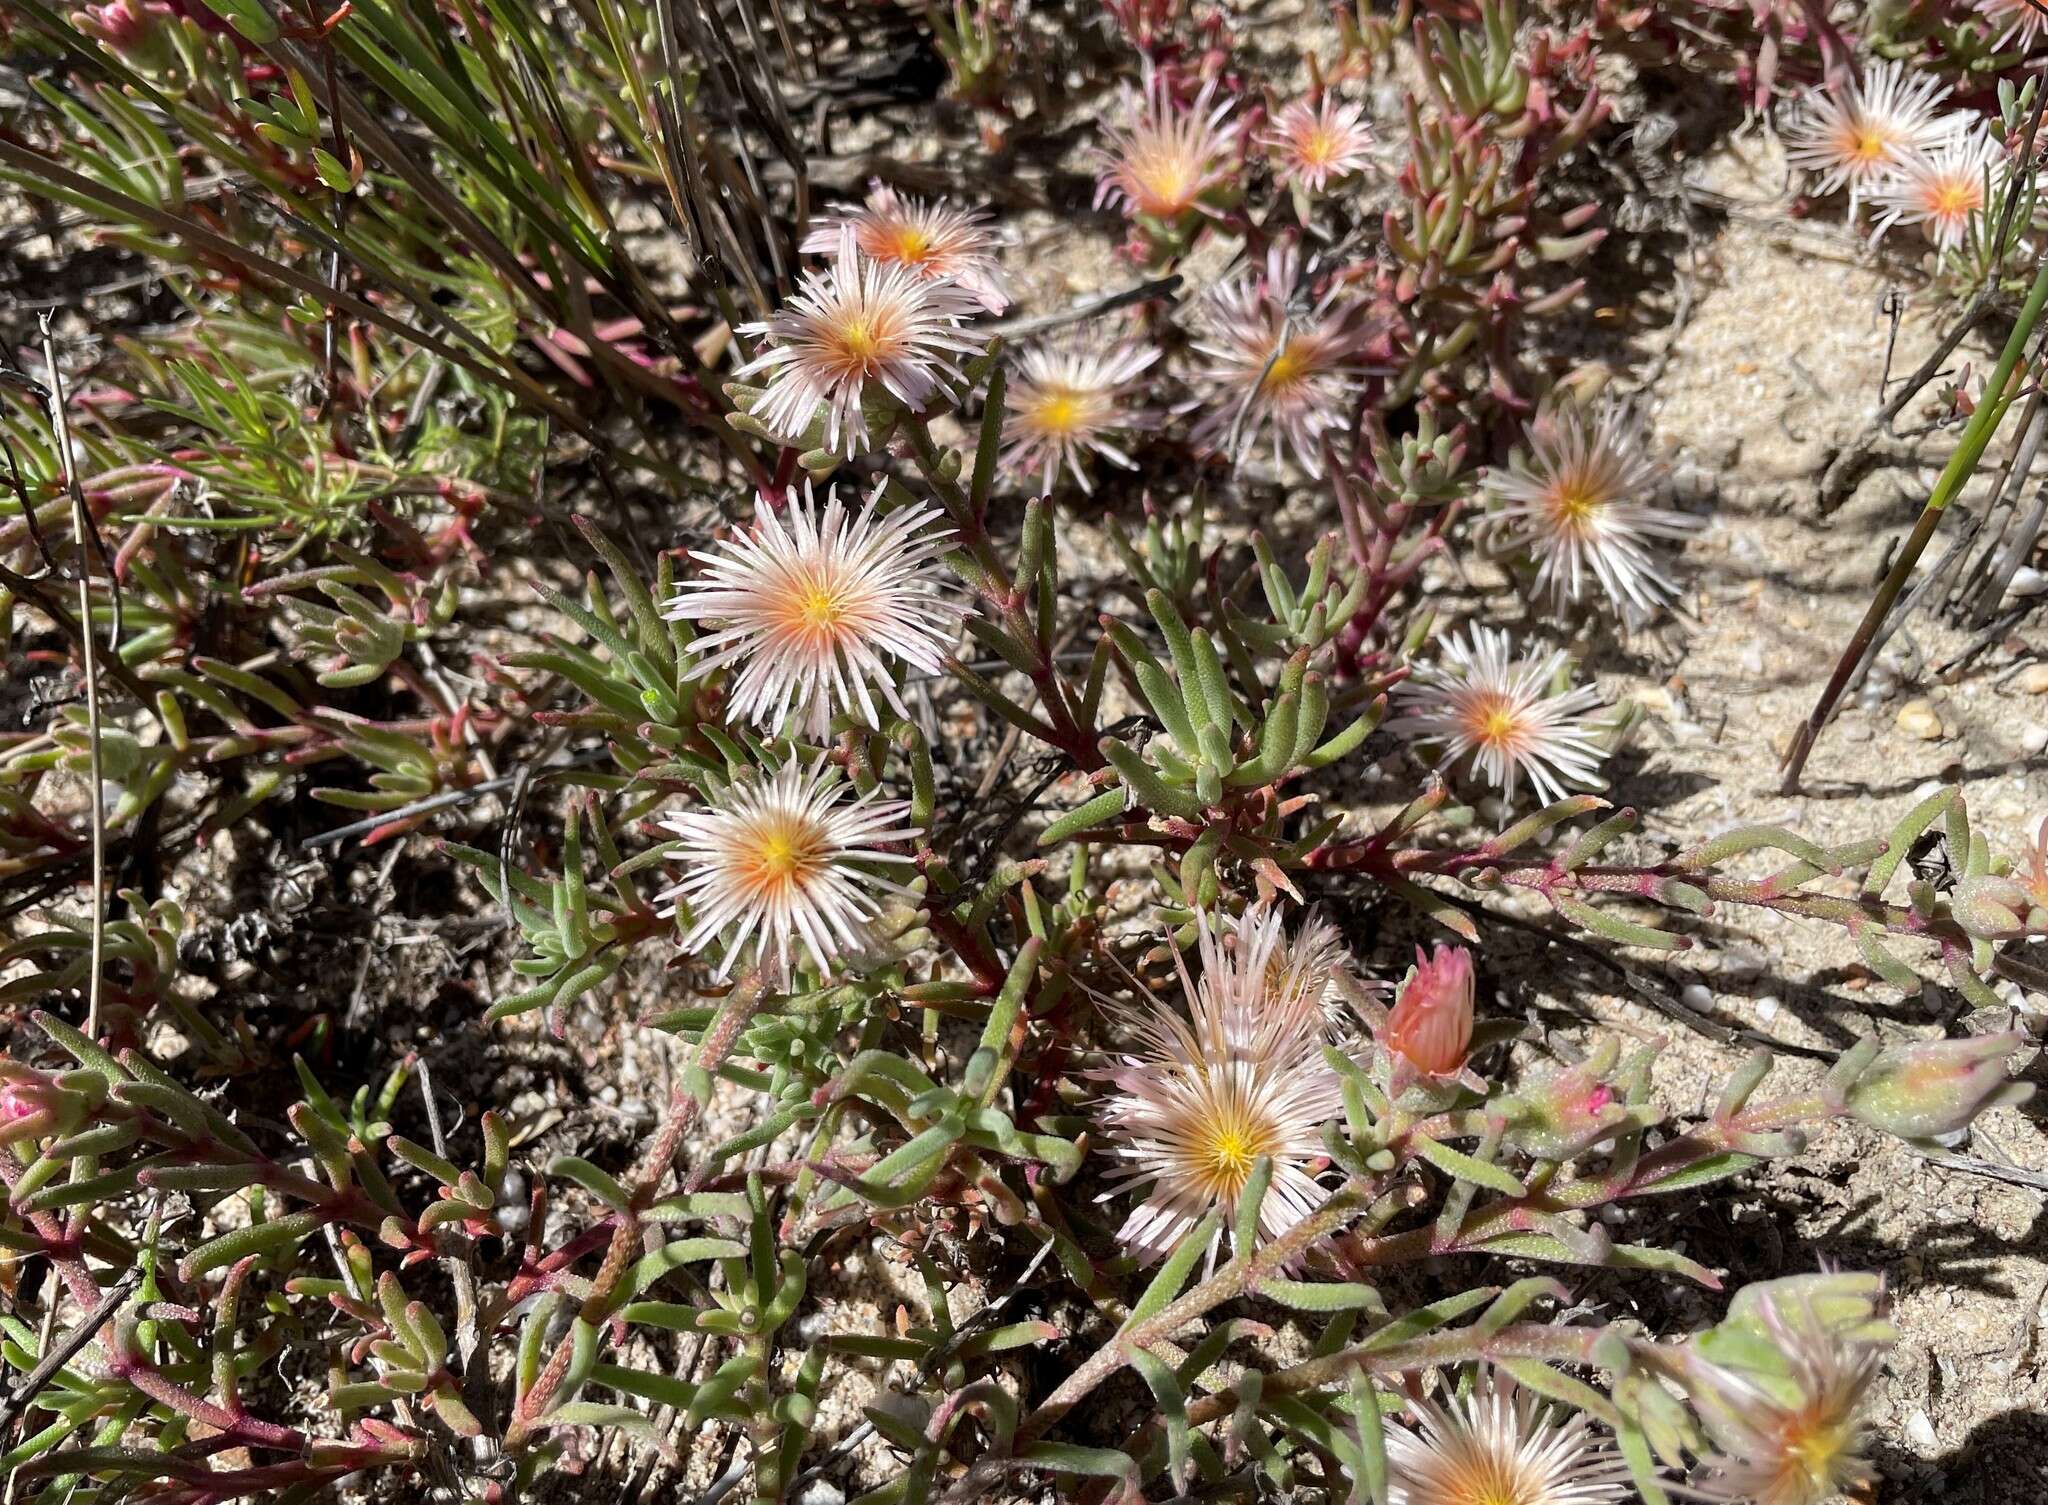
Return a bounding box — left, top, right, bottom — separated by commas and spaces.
1382, 943, 1473, 1077
1951, 874, 2038, 940
1844, 1030, 2032, 1143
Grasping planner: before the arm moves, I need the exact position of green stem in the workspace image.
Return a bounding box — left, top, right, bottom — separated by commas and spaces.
1780, 250, 2048, 791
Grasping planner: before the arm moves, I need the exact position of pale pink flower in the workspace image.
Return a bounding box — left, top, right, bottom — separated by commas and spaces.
1096, 908, 1353, 1264
1394, 627, 1610, 809
665, 480, 967, 740
801, 184, 1010, 314
1184, 239, 1362, 477
655, 758, 920, 980
999, 331, 1160, 494
1485, 404, 1696, 627
735, 231, 984, 457
1384, 1369, 1634, 1505
1780, 60, 1954, 212
1094, 63, 1243, 226
1261, 96, 1374, 195
1869, 124, 2006, 252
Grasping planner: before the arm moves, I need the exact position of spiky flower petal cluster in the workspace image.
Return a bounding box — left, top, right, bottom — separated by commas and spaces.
1204, 901, 1358, 1051
1977, 0, 2048, 51
1097, 905, 1355, 1264
801, 184, 1010, 314
1094, 63, 1243, 225
1260, 95, 1374, 195
736, 231, 984, 456
1384, 1369, 1635, 1505
1680, 1281, 1888, 1505
1780, 60, 1953, 211
1395, 627, 1610, 808
1869, 125, 2006, 252
1484, 404, 1695, 626
1184, 240, 1361, 477
655, 758, 919, 980
666, 481, 967, 739
1000, 331, 1161, 494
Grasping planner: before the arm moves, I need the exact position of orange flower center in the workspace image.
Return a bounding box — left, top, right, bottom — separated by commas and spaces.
1929, 179, 1980, 219
870, 222, 935, 266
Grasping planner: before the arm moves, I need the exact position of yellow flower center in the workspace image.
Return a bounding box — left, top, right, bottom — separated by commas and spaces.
1261, 341, 1312, 395
1189, 1093, 1280, 1200
1548, 480, 1604, 531
1850, 127, 1890, 165
880, 224, 933, 265
1301, 125, 1341, 168
735, 816, 824, 897
1468, 693, 1521, 750
1774, 1407, 1859, 1502
1023, 383, 1112, 439
1930, 179, 1979, 218
797, 580, 846, 632
838, 318, 881, 362
1131, 149, 1197, 216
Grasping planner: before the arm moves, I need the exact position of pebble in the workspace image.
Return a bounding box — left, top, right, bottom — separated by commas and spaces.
2025, 725, 2048, 755
1895, 699, 1943, 740
797, 1484, 848, 1505
2018, 663, 2048, 694
1753, 995, 1780, 1024
1718, 948, 1766, 983
2011, 566, 2048, 597
1906, 1410, 1940, 1453
1680, 982, 1713, 1012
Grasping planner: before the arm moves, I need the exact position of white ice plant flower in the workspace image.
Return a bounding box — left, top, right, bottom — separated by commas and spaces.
1395, 627, 1610, 809
666, 480, 967, 740
1184, 238, 1361, 477
1484, 403, 1696, 627
999, 331, 1161, 494
1096, 906, 1355, 1267
655, 757, 920, 981
1869, 122, 2006, 253
735, 229, 984, 457
1094, 61, 1243, 226
1780, 59, 1954, 213
1260, 95, 1374, 196
1382, 1369, 1635, 1505
801, 183, 1010, 314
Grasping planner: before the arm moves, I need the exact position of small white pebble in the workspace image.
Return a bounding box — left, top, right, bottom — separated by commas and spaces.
1754, 995, 1780, 1024
1680, 982, 1713, 1012
1906, 1410, 1940, 1452
2024, 724, 2048, 755
2011, 566, 2048, 597
798, 1483, 848, 1505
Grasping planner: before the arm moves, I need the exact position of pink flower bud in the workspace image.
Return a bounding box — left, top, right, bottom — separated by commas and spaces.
74, 0, 175, 58
1383, 943, 1474, 1078
1844, 1031, 2033, 1142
